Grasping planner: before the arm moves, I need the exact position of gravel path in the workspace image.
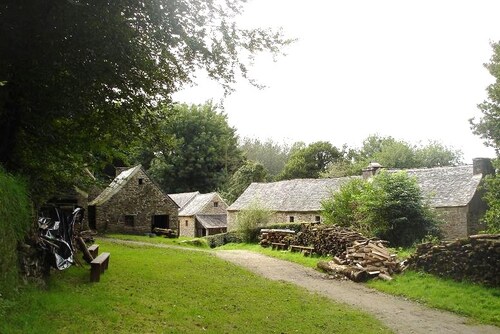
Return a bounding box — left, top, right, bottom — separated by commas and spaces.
215, 250, 499, 334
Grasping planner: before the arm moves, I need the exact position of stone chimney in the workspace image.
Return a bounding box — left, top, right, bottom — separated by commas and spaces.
472, 158, 495, 176
362, 162, 383, 179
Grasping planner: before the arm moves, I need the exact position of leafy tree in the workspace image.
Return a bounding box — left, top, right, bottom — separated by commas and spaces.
139, 103, 243, 193
471, 41, 500, 232
222, 160, 268, 204
322, 171, 441, 247
239, 138, 290, 178
278, 141, 342, 180
0, 0, 291, 204
414, 141, 463, 168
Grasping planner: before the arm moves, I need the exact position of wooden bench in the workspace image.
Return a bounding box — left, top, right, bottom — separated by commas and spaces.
271, 242, 287, 250
88, 244, 99, 258
90, 252, 110, 282
290, 245, 315, 256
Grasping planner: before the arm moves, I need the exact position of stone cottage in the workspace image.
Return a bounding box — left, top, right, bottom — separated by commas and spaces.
88, 165, 179, 234
227, 158, 494, 239
169, 191, 228, 237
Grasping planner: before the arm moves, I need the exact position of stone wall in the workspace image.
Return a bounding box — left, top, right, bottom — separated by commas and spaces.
227, 210, 321, 231
435, 206, 469, 240
199, 194, 228, 215
179, 216, 196, 238
95, 169, 178, 234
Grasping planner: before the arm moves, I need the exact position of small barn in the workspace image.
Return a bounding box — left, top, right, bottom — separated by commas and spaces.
88, 165, 179, 234
169, 191, 228, 237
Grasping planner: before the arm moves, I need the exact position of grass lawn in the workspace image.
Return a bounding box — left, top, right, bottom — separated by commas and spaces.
1, 240, 392, 334
367, 270, 500, 326
105, 233, 209, 248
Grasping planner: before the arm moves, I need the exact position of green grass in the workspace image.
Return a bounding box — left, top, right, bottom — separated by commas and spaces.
105, 233, 209, 248
1, 240, 392, 334
367, 270, 500, 326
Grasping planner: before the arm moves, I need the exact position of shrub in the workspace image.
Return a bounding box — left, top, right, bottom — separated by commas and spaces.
204, 231, 242, 248
322, 171, 441, 247
0, 167, 32, 298
265, 222, 304, 233
481, 159, 500, 233
235, 202, 273, 243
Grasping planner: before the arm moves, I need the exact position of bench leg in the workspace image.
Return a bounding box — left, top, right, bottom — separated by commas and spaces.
90, 263, 101, 282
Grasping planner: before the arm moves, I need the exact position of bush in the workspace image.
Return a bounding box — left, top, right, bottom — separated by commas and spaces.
322, 171, 441, 247
235, 202, 273, 243
264, 222, 304, 233
204, 231, 242, 248
0, 167, 32, 298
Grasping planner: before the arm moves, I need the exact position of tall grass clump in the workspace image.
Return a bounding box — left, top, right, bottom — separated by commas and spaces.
0, 167, 32, 298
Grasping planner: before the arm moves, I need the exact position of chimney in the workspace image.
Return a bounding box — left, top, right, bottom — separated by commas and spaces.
362, 162, 383, 179
472, 158, 495, 176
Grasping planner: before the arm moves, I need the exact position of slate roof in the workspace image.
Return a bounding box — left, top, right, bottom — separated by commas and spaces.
178, 192, 219, 216
227, 178, 357, 212
169, 191, 199, 210
395, 165, 482, 207
89, 165, 142, 206
196, 214, 227, 229
228, 164, 483, 212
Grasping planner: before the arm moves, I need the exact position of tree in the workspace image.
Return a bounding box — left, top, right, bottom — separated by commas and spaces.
471, 41, 500, 233
322, 171, 441, 247
222, 160, 268, 204
236, 201, 273, 243
0, 0, 291, 204
139, 103, 243, 193
278, 141, 342, 180
239, 138, 290, 178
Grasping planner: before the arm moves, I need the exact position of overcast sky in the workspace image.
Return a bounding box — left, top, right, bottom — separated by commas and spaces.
173, 0, 500, 163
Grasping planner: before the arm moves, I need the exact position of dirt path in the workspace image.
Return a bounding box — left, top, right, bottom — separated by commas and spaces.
215, 250, 499, 334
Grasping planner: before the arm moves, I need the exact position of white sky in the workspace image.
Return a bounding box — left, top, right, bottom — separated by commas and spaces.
173, 0, 500, 163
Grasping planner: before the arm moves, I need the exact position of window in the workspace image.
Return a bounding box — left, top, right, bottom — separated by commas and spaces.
138, 178, 144, 185
124, 215, 135, 226
289, 216, 294, 223
214, 201, 219, 208
315, 216, 321, 223
185, 220, 189, 227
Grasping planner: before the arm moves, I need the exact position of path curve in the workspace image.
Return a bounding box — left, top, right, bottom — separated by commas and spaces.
215, 250, 499, 334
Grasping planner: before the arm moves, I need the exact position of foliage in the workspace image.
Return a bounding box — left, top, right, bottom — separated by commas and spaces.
278, 141, 342, 180
367, 271, 500, 326
264, 222, 304, 233
471, 41, 500, 153
135, 102, 243, 193
0, 168, 32, 298
204, 231, 242, 248
322, 171, 441, 247
0, 0, 291, 204
481, 159, 500, 233
221, 160, 268, 204
236, 202, 273, 243
323, 135, 462, 178
239, 138, 291, 178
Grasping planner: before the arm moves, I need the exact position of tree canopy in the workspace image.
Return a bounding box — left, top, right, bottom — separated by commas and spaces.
239, 138, 290, 179
134, 103, 243, 194
0, 0, 290, 203
221, 160, 268, 204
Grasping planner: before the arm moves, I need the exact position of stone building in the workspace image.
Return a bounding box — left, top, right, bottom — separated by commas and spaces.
88, 165, 179, 234
227, 158, 494, 239
169, 191, 228, 237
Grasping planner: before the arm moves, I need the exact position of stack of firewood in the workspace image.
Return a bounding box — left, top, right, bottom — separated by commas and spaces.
408, 234, 500, 287
294, 224, 368, 257
318, 239, 401, 282
259, 229, 296, 247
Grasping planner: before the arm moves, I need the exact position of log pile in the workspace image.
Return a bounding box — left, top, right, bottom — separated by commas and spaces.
293, 224, 368, 257
407, 234, 500, 287
259, 229, 296, 248
317, 239, 401, 282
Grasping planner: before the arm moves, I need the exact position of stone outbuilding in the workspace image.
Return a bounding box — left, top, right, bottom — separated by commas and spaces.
169, 191, 228, 237
88, 165, 179, 234
227, 158, 495, 240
